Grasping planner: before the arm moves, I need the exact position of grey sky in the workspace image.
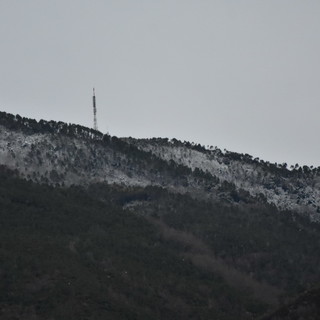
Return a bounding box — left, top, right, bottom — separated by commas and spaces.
1, 1, 320, 166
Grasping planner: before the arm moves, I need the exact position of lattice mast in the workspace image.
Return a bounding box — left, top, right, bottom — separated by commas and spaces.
93, 88, 98, 131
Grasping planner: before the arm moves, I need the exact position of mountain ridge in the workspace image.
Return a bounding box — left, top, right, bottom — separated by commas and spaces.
1, 110, 319, 221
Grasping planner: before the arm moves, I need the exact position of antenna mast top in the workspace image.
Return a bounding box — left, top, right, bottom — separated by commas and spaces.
93, 88, 98, 131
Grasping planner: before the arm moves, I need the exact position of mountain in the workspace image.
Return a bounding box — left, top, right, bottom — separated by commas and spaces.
1, 111, 320, 221
1, 111, 320, 319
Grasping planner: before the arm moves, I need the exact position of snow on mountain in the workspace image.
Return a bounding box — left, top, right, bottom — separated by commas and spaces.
0, 115, 218, 199
1, 111, 320, 221
0, 124, 151, 187
125, 138, 320, 221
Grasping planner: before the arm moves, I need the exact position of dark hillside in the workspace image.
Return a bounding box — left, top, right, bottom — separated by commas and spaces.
260, 286, 320, 320
0, 167, 268, 320
118, 185, 320, 296
1, 167, 320, 318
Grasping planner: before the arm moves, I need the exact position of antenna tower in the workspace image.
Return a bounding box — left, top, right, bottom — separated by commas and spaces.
93, 88, 98, 131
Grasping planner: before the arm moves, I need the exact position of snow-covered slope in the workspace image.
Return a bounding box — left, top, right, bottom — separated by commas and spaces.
0, 124, 148, 186
0, 114, 219, 199
1, 111, 320, 221
125, 138, 320, 221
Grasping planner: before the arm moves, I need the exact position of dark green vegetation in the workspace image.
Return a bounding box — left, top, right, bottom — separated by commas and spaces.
1, 167, 320, 319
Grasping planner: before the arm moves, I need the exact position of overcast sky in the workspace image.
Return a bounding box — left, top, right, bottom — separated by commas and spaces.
1, 1, 319, 166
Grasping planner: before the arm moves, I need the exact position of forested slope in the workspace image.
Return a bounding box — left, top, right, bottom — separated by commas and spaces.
0, 167, 268, 319
1, 167, 320, 319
